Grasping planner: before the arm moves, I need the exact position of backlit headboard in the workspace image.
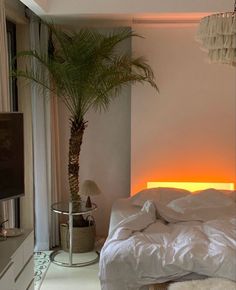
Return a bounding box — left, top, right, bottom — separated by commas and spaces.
147, 182, 235, 191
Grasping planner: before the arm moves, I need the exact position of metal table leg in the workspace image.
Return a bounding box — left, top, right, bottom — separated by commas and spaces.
49, 250, 99, 267
69, 201, 73, 266
50, 201, 99, 267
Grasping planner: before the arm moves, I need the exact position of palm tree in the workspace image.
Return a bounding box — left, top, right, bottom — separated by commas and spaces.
14, 23, 158, 225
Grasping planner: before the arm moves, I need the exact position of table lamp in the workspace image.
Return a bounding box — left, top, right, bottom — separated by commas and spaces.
80, 180, 101, 208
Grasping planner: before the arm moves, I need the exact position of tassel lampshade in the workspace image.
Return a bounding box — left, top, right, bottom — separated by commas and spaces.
196, 1, 236, 66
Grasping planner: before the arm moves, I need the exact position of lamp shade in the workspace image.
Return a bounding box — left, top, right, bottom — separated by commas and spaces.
79, 180, 101, 196
196, 7, 236, 66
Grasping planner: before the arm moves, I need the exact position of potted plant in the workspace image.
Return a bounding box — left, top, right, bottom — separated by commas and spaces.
13, 22, 158, 252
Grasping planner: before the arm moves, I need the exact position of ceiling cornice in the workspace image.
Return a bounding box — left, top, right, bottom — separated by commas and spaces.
132, 13, 210, 25
19, 0, 47, 15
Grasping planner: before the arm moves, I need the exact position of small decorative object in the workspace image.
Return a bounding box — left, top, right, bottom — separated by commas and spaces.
79, 180, 101, 208
5, 228, 24, 237
196, 0, 236, 66
0, 220, 8, 241
0, 229, 7, 241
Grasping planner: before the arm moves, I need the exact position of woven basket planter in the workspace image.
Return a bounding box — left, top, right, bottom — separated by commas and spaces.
60, 223, 96, 253
149, 282, 170, 290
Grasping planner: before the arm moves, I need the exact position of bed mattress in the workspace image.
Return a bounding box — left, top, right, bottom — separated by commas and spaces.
101, 196, 236, 290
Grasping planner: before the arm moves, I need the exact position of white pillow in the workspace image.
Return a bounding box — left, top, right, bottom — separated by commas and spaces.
161, 188, 236, 222
220, 190, 236, 202
169, 188, 234, 212
131, 187, 190, 207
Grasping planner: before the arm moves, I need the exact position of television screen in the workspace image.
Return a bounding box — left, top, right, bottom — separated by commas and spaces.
0, 113, 24, 201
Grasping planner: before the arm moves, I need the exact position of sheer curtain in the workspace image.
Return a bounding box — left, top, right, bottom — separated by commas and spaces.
0, 0, 15, 229
50, 94, 61, 248
29, 12, 61, 250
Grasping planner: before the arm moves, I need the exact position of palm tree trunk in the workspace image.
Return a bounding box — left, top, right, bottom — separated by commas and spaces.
68, 118, 86, 227
68, 118, 86, 202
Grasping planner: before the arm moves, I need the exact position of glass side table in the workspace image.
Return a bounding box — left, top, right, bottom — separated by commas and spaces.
50, 200, 99, 267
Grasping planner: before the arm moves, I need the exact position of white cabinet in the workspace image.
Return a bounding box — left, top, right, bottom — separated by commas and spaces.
15, 256, 34, 290
0, 230, 34, 290
0, 262, 14, 290
13, 231, 34, 290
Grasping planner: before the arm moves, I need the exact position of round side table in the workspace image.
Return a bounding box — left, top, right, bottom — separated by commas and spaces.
50, 200, 99, 267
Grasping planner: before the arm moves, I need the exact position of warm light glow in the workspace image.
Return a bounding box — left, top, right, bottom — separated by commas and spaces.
147, 182, 235, 192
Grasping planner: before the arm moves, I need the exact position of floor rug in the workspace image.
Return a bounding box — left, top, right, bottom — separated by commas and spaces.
34, 251, 51, 290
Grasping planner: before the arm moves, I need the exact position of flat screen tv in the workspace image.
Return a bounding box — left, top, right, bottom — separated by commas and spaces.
0, 113, 24, 201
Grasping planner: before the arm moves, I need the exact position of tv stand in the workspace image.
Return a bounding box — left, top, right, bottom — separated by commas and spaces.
0, 229, 34, 290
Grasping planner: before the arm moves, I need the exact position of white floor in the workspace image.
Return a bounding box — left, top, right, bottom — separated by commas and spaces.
40, 252, 101, 290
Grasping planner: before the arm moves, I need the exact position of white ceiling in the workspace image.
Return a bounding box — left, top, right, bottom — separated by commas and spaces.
19, 0, 234, 22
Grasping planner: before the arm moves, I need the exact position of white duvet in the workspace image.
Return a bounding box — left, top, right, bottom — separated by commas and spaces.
99, 199, 236, 290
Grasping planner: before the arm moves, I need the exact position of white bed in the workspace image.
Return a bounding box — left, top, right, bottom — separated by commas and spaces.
108, 197, 139, 234
99, 187, 236, 290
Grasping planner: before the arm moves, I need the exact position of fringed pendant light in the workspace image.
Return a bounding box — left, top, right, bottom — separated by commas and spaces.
196, 0, 236, 66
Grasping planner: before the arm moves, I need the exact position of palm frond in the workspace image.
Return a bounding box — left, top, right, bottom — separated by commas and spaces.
13, 22, 158, 121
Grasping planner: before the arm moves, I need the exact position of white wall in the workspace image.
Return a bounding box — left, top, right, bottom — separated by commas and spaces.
131, 25, 236, 194
58, 35, 131, 237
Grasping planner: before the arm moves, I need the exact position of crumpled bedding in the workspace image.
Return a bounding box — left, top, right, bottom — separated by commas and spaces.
99, 200, 236, 290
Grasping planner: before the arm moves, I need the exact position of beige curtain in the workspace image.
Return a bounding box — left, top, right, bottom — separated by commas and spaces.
0, 0, 10, 110
0, 0, 15, 228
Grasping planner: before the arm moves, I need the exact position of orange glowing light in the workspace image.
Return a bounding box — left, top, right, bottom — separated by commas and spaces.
147, 182, 235, 192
